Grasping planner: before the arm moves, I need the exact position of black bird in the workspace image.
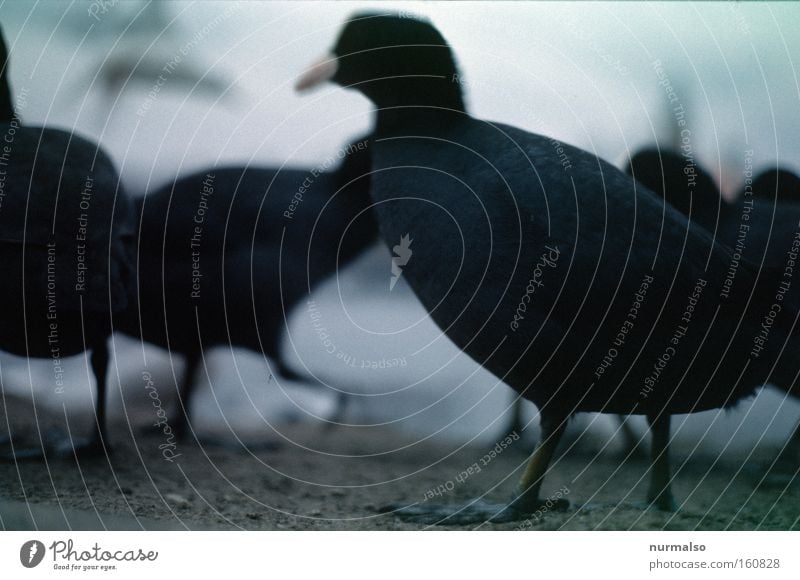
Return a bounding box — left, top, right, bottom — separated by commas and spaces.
630, 148, 800, 470
0, 27, 134, 458
628, 148, 730, 235
117, 140, 377, 441
750, 167, 800, 204
298, 13, 799, 523
630, 149, 800, 274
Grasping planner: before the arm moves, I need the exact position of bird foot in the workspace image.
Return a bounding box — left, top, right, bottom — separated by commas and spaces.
571, 498, 679, 514
0, 445, 47, 461
618, 442, 649, 461
642, 492, 678, 512
196, 437, 281, 453
137, 415, 189, 441
379, 496, 569, 525
0, 432, 109, 461
0, 429, 49, 461
53, 435, 110, 459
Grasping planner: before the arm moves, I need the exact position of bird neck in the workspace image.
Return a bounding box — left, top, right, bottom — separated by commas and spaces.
368, 77, 466, 136
374, 106, 467, 139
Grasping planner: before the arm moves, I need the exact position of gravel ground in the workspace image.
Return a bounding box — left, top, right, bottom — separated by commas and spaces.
1, 395, 798, 531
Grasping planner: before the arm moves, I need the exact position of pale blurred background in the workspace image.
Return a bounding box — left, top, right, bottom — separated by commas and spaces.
1, 1, 799, 456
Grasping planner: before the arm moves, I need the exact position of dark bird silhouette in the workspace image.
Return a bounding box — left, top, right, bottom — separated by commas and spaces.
630, 148, 800, 470
117, 140, 377, 441
630, 149, 800, 274
750, 167, 800, 204
628, 148, 731, 235
0, 27, 134, 459
297, 13, 800, 524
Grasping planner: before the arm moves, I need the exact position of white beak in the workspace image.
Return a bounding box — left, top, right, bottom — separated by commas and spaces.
295, 54, 338, 92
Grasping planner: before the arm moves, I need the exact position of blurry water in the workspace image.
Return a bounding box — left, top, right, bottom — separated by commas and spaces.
1, 1, 800, 452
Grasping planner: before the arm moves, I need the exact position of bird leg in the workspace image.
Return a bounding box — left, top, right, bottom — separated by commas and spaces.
616, 414, 647, 458
52, 340, 110, 458
379, 407, 570, 525
172, 350, 200, 442
647, 412, 676, 511
508, 409, 569, 513
778, 419, 800, 463
323, 392, 351, 431
501, 398, 527, 442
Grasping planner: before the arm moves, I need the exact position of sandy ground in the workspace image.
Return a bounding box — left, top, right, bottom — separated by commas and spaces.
1, 394, 798, 531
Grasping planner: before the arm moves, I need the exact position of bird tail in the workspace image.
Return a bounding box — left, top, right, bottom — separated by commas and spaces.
735, 265, 800, 345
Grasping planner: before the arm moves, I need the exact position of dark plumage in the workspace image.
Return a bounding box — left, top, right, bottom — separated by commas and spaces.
750, 167, 800, 203
298, 13, 799, 523
117, 141, 377, 439
0, 27, 134, 458
631, 152, 800, 281
629, 148, 800, 468
628, 148, 729, 235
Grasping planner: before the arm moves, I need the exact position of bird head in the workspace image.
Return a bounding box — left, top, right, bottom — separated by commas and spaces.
296, 12, 464, 111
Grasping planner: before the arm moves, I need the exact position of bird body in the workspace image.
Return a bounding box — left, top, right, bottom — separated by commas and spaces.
0, 127, 133, 358
119, 146, 377, 436
126, 167, 334, 354
371, 119, 785, 418
751, 167, 800, 204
